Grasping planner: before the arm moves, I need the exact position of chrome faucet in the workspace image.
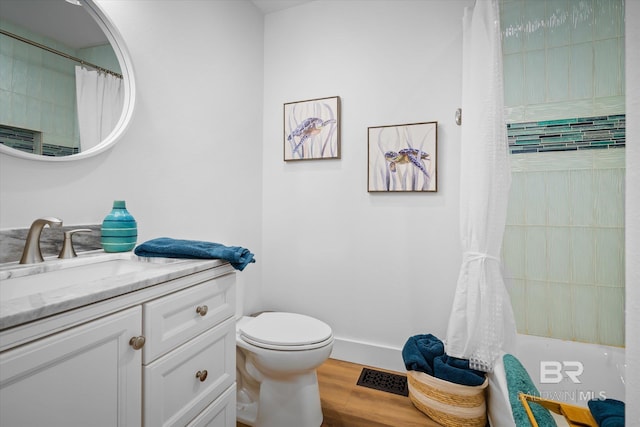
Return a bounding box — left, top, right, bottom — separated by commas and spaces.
19, 217, 63, 264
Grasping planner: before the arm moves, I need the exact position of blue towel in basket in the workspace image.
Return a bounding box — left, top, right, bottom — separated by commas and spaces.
134, 237, 255, 271
402, 334, 444, 376
433, 354, 485, 387
402, 334, 486, 386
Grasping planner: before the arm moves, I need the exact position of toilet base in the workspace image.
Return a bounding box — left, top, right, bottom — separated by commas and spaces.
236, 390, 259, 426
237, 370, 323, 427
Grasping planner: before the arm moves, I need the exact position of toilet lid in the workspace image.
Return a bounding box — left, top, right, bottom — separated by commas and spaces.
239, 312, 333, 349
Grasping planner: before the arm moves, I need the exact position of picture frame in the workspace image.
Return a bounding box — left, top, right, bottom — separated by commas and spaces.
284, 96, 340, 161
368, 121, 437, 192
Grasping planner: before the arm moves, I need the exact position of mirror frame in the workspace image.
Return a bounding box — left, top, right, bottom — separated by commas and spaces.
0, 0, 135, 162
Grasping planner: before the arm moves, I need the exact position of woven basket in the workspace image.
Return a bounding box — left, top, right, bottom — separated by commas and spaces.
407, 370, 488, 427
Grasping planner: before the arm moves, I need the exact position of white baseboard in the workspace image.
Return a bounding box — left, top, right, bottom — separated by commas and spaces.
329, 336, 406, 373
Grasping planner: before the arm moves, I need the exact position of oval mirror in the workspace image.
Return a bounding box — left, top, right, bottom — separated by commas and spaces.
0, 0, 135, 161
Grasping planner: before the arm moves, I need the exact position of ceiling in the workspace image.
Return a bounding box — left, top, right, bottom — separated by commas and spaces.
250, 0, 313, 14
0, 0, 108, 49
0, 0, 314, 51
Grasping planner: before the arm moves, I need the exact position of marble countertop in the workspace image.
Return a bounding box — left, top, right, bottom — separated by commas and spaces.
0, 251, 226, 330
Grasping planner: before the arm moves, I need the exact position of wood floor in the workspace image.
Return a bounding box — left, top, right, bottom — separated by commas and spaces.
237, 358, 441, 427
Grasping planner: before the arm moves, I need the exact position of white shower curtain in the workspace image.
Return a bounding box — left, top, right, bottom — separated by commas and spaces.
445, 0, 516, 372
75, 66, 124, 152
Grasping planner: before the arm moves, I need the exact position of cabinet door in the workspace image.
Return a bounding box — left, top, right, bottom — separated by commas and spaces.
0, 306, 142, 427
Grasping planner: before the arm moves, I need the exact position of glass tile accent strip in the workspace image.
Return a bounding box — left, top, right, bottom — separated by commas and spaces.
507, 114, 625, 154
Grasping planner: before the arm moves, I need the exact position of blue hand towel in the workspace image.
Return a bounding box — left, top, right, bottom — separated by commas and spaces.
588, 399, 625, 427
432, 355, 486, 387
402, 334, 445, 375
134, 237, 256, 271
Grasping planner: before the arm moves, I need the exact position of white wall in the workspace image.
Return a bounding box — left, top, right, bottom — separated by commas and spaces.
625, 0, 639, 421
0, 0, 265, 313
262, 0, 471, 371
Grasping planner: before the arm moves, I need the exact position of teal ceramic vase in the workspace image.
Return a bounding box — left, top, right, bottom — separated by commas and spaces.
101, 200, 137, 252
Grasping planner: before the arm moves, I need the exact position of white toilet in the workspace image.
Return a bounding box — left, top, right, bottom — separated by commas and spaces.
235, 312, 334, 427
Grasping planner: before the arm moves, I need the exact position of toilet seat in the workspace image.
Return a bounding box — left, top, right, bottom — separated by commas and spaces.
239, 312, 333, 351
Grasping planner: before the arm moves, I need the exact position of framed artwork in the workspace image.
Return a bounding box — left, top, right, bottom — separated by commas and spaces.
284, 96, 340, 161
368, 121, 437, 192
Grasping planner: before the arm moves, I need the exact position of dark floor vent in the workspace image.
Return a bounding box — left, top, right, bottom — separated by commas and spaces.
356, 367, 409, 396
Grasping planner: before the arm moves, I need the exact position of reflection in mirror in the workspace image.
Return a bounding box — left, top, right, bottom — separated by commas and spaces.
0, 0, 133, 161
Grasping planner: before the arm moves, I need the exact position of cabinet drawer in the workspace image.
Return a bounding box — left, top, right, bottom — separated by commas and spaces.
143, 317, 235, 427
143, 273, 235, 364
186, 384, 236, 427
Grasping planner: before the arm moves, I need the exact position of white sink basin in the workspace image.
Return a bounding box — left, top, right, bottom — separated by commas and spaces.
0, 255, 184, 301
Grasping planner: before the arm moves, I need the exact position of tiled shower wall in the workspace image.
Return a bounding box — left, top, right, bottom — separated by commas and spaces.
503, 149, 625, 346
500, 0, 625, 346
501, 0, 625, 123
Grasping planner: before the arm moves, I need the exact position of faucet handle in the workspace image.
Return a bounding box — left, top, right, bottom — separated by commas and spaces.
58, 229, 93, 259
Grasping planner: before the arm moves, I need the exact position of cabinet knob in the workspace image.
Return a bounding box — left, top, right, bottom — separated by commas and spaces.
195, 370, 208, 382
196, 305, 208, 316
129, 336, 146, 350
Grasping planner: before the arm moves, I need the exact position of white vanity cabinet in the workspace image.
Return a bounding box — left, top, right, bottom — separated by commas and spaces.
0, 261, 236, 427
0, 306, 142, 427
